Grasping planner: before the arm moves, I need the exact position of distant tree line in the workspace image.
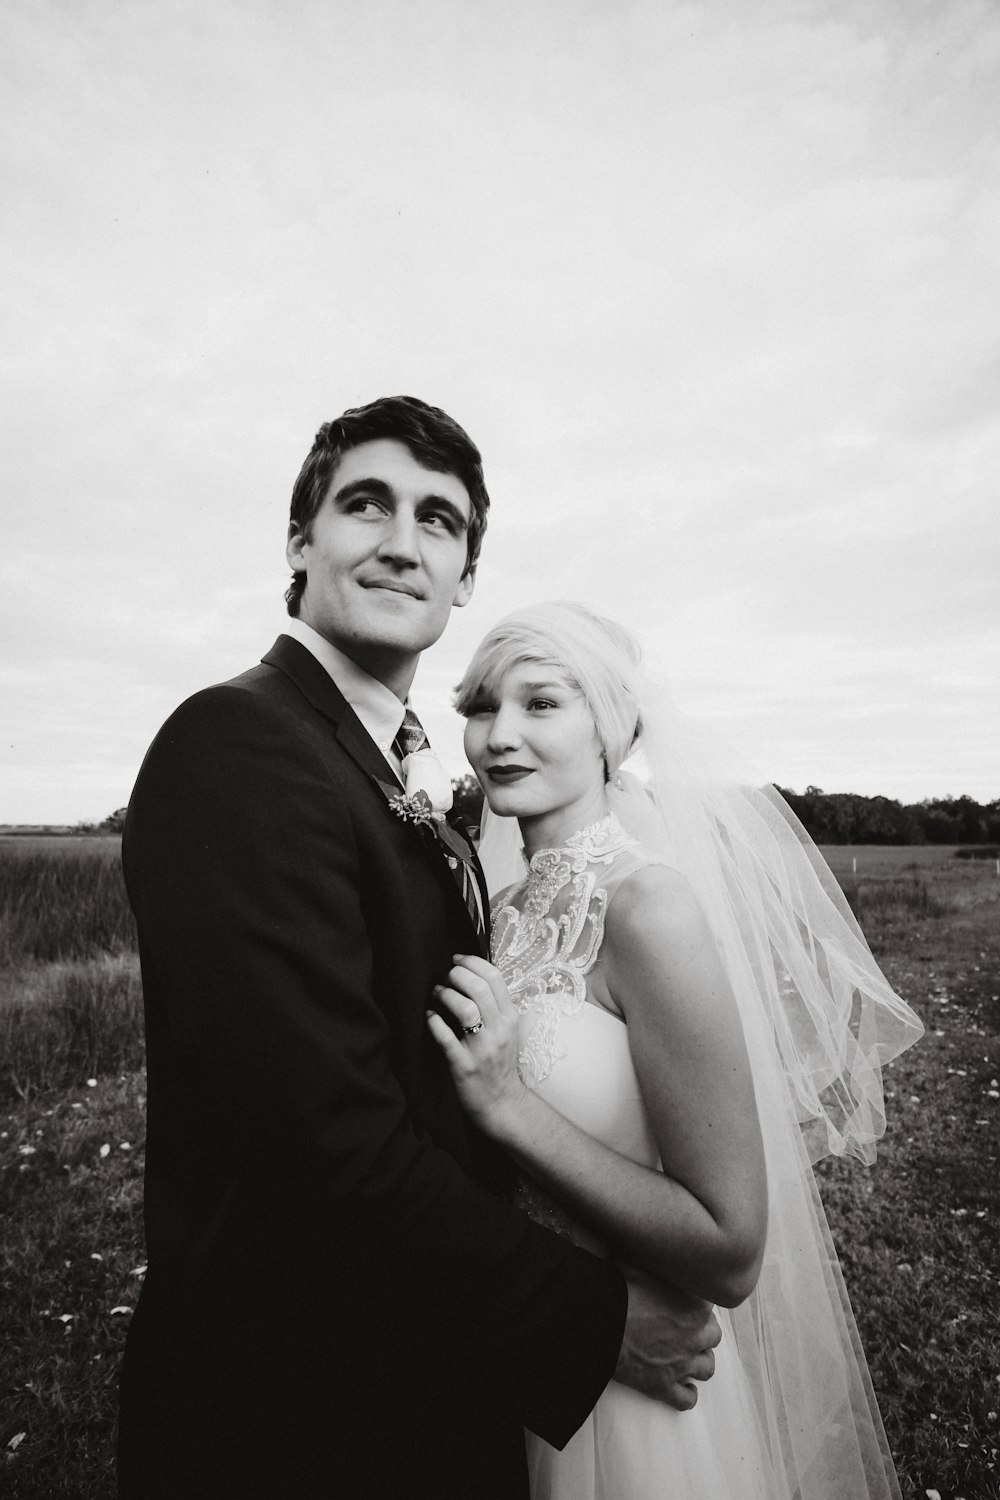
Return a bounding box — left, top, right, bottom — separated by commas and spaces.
455, 777, 1000, 846
450, 775, 486, 829
78, 787, 998, 848
72, 808, 128, 835
775, 788, 1000, 846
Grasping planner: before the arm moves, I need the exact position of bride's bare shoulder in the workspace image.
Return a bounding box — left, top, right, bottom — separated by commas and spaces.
603, 860, 719, 1006
606, 860, 707, 943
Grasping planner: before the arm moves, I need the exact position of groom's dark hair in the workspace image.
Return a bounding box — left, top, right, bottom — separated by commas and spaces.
285, 395, 490, 616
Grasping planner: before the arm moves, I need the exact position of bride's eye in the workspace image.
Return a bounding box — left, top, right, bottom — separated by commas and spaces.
464, 699, 496, 718
527, 697, 557, 712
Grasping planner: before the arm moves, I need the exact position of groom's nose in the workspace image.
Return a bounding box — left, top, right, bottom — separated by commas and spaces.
376, 507, 421, 566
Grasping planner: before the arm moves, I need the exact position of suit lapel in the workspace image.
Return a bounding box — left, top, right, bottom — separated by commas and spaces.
262, 635, 488, 953
262, 635, 403, 789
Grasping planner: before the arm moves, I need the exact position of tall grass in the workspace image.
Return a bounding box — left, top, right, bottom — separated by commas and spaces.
842, 874, 950, 926
0, 841, 142, 1103
0, 956, 144, 1103
0, 842, 135, 966
2, 839, 998, 1495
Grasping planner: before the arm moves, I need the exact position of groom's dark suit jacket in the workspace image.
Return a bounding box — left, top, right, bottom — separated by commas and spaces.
117, 635, 627, 1499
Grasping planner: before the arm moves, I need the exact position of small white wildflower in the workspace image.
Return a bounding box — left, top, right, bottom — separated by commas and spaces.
86, 1079, 97, 1088
110, 1306, 133, 1315
98, 1144, 111, 1159
90, 1253, 104, 1261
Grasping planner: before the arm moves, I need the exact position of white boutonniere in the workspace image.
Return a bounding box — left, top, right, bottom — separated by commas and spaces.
375, 751, 473, 864
401, 748, 454, 814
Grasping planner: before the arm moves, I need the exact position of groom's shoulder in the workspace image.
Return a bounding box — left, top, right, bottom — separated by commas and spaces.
151, 645, 311, 750
169, 661, 279, 723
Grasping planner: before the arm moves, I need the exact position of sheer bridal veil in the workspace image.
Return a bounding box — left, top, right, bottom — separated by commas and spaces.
470, 603, 922, 1500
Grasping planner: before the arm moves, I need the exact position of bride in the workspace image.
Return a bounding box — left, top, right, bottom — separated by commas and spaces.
427, 602, 922, 1500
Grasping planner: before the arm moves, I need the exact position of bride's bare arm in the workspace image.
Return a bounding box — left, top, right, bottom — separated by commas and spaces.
427, 866, 767, 1308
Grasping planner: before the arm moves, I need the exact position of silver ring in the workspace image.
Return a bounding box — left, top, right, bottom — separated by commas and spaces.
461, 1018, 484, 1036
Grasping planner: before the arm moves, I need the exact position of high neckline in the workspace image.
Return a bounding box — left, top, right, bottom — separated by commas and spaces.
524, 813, 634, 872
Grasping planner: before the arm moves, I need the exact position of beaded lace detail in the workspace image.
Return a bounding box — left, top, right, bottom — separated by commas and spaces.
490, 815, 637, 1086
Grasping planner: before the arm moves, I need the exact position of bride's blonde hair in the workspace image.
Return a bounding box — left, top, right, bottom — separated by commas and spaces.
454, 601, 642, 778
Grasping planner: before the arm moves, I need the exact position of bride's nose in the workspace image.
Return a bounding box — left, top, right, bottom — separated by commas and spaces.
486, 704, 521, 752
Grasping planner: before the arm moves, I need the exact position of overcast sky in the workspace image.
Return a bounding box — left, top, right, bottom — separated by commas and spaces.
2, 0, 998, 824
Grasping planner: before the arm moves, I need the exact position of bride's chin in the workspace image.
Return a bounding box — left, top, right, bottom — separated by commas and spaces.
483, 788, 534, 818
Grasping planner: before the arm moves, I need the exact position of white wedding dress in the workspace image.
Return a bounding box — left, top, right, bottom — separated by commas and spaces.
491, 810, 905, 1500
492, 814, 783, 1499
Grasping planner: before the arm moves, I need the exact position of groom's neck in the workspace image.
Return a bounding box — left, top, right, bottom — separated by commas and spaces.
325, 636, 418, 701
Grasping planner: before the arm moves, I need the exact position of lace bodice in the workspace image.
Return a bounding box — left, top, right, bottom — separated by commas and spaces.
490, 814, 651, 1088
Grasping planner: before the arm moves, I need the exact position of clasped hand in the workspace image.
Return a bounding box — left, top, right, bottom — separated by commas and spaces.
428, 959, 723, 1413
426, 955, 526, 1132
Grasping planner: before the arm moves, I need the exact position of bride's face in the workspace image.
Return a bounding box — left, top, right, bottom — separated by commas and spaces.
463, 660, 606, 828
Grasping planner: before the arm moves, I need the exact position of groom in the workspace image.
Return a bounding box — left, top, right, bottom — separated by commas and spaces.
117, 396, 719, 1498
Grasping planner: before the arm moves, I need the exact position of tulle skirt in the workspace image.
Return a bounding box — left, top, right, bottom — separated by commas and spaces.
526, 1314, 782, 1500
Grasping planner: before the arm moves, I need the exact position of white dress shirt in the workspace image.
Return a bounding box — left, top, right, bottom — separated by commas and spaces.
280, 618, 484, 933
279, 617, 407, 777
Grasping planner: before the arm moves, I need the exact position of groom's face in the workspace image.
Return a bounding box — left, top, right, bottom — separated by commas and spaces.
286, 438, 476, 690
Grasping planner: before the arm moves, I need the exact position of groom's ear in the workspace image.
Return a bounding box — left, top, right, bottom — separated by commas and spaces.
286, 522, 307, 574
452, 561, 477, 609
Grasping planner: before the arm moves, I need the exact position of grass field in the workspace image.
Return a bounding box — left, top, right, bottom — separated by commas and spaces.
1, 837, 998, 1497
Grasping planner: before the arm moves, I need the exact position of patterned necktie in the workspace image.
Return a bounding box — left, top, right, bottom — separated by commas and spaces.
393, 707, 485, 945
393, 707, 430, 762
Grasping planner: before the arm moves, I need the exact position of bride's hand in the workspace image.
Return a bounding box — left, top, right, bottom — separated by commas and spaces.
426, 955, 526, 1135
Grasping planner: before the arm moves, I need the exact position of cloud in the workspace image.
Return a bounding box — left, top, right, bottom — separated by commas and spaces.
2, 0, 998, 817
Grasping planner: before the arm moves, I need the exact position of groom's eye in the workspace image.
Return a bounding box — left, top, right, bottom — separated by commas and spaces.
419, 508, 460, 535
